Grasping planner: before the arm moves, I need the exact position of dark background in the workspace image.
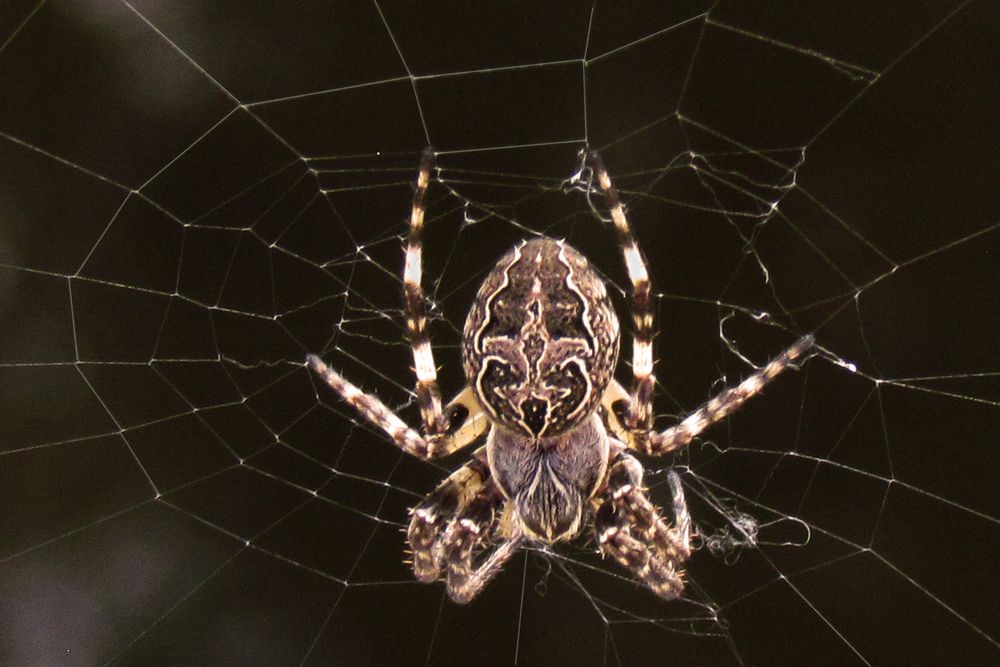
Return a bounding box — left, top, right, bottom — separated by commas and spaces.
1, 1, 998, 665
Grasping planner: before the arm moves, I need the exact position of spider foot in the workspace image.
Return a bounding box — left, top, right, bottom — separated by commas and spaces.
597, 516, 686, 601
595, 458, 691, 600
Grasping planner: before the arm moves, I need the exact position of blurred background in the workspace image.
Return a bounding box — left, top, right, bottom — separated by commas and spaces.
1, 1, 998, 665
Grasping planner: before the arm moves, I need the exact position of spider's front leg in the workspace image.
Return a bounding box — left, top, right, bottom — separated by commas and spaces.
594, 453, 691, 600
407, 454, 492, 581
407, 452, 520, 604
441, 498, 523, 604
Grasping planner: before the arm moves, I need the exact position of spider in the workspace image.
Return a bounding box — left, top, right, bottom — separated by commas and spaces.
307, 147, 814, 604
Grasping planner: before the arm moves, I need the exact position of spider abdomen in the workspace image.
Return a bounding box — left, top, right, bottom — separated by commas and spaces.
463, 238, 620, 439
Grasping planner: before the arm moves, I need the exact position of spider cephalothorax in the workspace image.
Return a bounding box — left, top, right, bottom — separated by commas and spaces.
307, 147, 815, 604
462, 238, 620, 439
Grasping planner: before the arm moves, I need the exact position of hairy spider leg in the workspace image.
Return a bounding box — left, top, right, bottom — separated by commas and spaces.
307, 149, 487, 459
595, 454, 690, 600
307, 355, 476, 459
644, 334, 815, 456
601, 335, 815, 456
588, 152, 815, 457
408, 455, 492, 580
408, 452, 523, 604
404, 146, 450, 436
444, 507, 524, 604
588, 151, 657, 434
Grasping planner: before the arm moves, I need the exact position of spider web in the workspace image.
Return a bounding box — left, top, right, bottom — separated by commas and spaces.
1, 1, 998, 665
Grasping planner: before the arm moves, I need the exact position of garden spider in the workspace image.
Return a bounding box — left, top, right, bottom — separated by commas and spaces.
307, 147, 814, 604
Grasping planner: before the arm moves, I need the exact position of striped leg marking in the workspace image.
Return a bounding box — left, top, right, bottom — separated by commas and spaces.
444, 527, 523, 605
404, 146, 450, 437
644, 335, 815, 456
596, 454, 691, 600
308, 148, 489, 460
589, 151, 656, 432
307, 355, 487, 459
407, 454, 519, 605
408, 456, 490, 582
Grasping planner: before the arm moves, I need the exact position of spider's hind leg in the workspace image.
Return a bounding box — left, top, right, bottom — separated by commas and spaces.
588, 151, 657, 433
595, 453, 691, 600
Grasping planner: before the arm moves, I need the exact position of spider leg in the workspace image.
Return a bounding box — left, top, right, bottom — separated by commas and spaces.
408, 453, 492, 581
404, 146, 451, 436
600, 336, 814, 456
308, 148, 489, 459
308, 356, 487, 459
594, 453, 691, 600
587, 153, 815, 457
599, 377, 633, 443
641, 335, 815, 456
407, 454, 519, 604
588, 151, 656, 433
443, 505, 524, 604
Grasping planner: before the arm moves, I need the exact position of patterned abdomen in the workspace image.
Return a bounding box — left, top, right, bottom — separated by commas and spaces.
462, 238, 620, 438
